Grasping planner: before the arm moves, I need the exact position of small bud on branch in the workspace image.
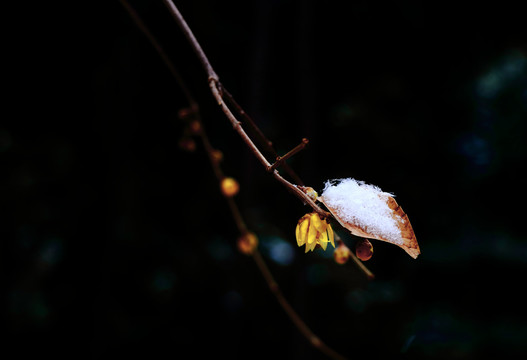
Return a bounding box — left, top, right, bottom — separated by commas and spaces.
221, 177, 240, 197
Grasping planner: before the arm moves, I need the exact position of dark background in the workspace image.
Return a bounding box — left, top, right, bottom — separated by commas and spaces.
5, 0, 527, 358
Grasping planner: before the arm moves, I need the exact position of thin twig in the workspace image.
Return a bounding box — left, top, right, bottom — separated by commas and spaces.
268, 138, 309, 172
199, 118, 249, 235
252, 251, 347, 360
197, 120, 341, 357
209, 81, 272, 168
222, 87, 274, 152
119, 3, 348, 358
118, 0, 196, 109
335, 233, 375, 280
122, 2, 372, 358
161, 0, 218, 83
162, 0, 328, 218
160, 0, 372, 278
213, 77, 334, 221
222, 87, 305, 185
196, 110, 343, 358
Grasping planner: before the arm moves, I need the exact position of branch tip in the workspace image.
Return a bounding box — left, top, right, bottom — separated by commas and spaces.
267, 138, 310, 172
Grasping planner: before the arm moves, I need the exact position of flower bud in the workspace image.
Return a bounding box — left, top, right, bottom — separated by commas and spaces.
333, 242, 351, 264
221, 177, 240, 197
237, 232, 258, 255
178, 107, 195, 120
356, 238, 373, 261
178, 137, 196, 152
211, 149, 223, 163
304, 187, 318, 201
189, 120, 202, 135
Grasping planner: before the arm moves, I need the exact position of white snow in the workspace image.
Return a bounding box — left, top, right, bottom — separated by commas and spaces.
321, 178, 402, 244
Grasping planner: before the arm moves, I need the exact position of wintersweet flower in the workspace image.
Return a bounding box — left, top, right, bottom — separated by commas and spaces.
295, 213, 335, 253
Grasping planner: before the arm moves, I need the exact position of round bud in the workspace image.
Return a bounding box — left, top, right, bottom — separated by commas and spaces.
178, 137, 196, 152
211, 149, 223, 163
189, 120, 202, 134
333, 243, 351, 264
356, 239, 373, 261
237, 232, 258, 255
220, 177, 240, 197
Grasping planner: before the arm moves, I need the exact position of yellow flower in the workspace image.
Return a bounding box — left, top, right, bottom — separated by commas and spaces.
295, 213, 335, 253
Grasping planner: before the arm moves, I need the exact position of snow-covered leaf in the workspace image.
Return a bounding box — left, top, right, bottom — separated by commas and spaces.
318, 178, 420, 259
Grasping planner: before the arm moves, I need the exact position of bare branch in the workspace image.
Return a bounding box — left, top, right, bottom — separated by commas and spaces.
222, 87, 305, 185
121, 1, 374, 357
268, 138, 309, 172
162, 0, 218, 82
163, 1, 330, 218
118, 0, 196, 109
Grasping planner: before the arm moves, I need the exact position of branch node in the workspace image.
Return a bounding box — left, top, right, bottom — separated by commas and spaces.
208, 73, 220, 84
209, 77, 222, 95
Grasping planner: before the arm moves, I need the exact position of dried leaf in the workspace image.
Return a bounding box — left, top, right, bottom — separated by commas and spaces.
318, 181, 420, 259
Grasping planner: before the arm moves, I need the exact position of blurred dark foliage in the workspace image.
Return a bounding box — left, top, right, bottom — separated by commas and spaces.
4, 0, 527, 359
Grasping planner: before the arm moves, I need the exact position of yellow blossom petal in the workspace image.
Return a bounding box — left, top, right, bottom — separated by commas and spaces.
297, 217, 309, 246
295, 222, 302, 246
306, 237, 317, 252
319, 231, 328, 250
310, 213, 326, 233
327, 224, 335, 248
307, 220, 317, 245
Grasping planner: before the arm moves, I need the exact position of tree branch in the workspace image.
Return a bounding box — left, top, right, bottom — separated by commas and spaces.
121, 2, 374, 358
119, 2, 350, 358
222, 87, 305, 185
267, 138, 309, 172
252, 251, 347, 360
161, 0, 218, 82
118, 0, 196, 109
160, 0, 371, 274
162, 0, 329, 218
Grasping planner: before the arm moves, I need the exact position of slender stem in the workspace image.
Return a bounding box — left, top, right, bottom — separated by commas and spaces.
350, 251, 375, 280
268, 138, 309, 172
335, 233, 375, 280
222, 87, 274, 152
121, 2, 369, 357
162, 0, 218, 82
222, 87, 305, 185
161, 0, 372, 279
163, 0, 330, 216
210, 78, 335, 219
209, 81, 273, 168
196, 98, 343, 358
252, 251, 347, 360
119, 0, 196, 108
